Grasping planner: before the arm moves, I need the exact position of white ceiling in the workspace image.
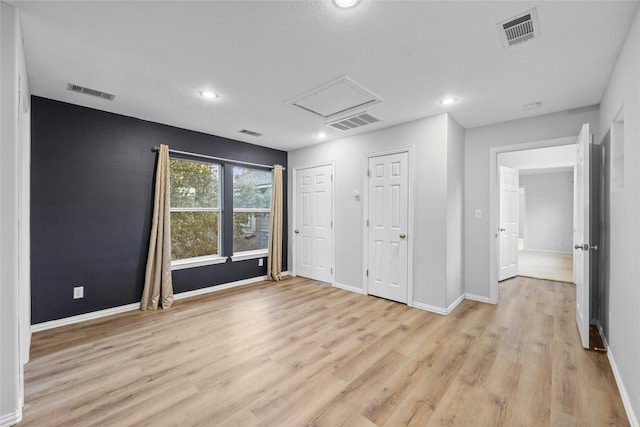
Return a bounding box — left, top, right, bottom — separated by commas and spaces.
14, 1, 639, 151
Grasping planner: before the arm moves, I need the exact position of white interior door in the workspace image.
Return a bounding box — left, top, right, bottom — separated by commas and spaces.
367, 152, 408, 303
295, 164, 333, 283
498, 166, 519, 281
574, 123, 591, 349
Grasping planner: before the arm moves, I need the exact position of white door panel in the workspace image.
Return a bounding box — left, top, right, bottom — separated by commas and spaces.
367, 152, 408, 303
499, 166, 519, 281
295, 165, 333, 283
575, 123, 591, 349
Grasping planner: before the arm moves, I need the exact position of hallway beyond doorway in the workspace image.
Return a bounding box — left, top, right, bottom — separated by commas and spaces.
518, 250, 573, 283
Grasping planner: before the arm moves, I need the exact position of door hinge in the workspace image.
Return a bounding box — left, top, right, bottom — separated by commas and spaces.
331, 267, 333, 275
366, 269, 369, 277
366, 219, 369, 227
331, 220, 333, 228
367, 169, 371, 177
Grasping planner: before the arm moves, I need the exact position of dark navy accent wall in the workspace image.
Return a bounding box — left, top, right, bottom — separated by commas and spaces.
31, 96, 288, 324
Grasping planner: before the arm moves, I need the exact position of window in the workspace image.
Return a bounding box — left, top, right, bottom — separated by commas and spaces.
169, 159, 273, 267
233, 166, 272, 254
169, 158, 221, 261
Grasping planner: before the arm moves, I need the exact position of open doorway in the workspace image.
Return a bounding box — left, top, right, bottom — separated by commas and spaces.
488, 136, 577, 304
490, 125, 601, 350
497, 145, 576, 283
518, 167, 575, 283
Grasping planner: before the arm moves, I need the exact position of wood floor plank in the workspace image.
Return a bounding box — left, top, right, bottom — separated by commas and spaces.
306, 350, 410, 426
21, 276, 630, 426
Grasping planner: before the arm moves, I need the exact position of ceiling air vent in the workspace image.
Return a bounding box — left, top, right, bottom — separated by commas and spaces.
239, 129, 263, 137
327, 112, 380, 131
67, 83, 115, 101
497, 8, 539, 48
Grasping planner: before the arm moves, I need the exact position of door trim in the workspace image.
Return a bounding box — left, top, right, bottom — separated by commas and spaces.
291, 161, 336, 285
362, 146, 414, 306
489, 136, 575, 304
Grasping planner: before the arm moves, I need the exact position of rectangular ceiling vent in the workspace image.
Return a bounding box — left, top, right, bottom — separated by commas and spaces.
239, 129, 263, 137
497, 8, 539, 48
67, 83, 115, 101
327, 112, 381, 131
288, 76, 383, 121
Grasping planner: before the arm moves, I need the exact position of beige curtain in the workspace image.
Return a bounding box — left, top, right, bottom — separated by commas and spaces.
140, 144, 174, 310
267, 165, 284, 281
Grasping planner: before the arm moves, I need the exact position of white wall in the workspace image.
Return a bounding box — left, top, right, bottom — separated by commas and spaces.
0, 2, 30, 426
518, 188, 525, 237
446, 115, 464, 306
464, 106, 599, 300
288, 113, 463, 310
519, 171, 574, 253
597, 5, 640, 425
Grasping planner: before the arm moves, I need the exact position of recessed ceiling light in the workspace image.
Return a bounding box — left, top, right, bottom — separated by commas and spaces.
524, 101, 542, 110
317, 132, 327, 139
334, 0, 360, 8
440, 97, 458, 105
200, 90, 219, 99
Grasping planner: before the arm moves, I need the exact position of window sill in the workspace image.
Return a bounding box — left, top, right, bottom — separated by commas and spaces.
231, 250, 268, 262
171, 255, 228, 271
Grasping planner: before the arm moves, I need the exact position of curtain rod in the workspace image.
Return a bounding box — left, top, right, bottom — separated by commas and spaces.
152, 147, 285, 170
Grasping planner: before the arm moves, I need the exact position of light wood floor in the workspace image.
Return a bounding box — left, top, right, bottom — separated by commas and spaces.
22, 276, 628, 426
518, 250, 574, 283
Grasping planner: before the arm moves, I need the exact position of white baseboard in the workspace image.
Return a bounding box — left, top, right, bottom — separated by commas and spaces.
465, 293, 492, 304
31, 302, 140, 332
173, 271, 289, 300
413, 293, 465, 316
447, 293, 465, 313
412, 301, 448, 315
0, 409, 21, 427
335, 284, 465, 316
597, 322, 639, 427
31, 272, 289, 333
333, 282, 366, 295
520, 248, 573, 255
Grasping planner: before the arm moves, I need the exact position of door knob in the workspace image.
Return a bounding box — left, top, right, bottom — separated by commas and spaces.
399, 233, 407, 239
575, 243, 596, 251
294, 229, 299, 234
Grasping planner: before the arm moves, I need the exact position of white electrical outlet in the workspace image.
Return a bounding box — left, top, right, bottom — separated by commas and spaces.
258, 258, 264, 267
73, 286, 84, 299
475, 209, 482, 219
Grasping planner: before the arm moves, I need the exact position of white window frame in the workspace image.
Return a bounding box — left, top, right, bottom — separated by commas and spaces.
169, 158, 224, 269
232, 167, 272, 259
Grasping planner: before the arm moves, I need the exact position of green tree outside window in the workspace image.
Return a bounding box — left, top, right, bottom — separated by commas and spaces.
233, 167, 272, 253
169, 158, 220, 260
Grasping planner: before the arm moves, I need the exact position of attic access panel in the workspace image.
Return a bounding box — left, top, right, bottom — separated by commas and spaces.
288, 76, 383, 121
